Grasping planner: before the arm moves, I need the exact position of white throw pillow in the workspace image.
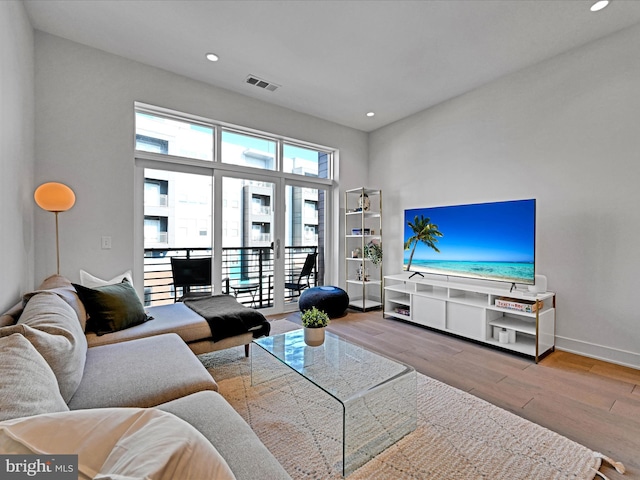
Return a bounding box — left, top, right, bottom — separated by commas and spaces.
0, 408, 236, 480
79, 269, 133, 288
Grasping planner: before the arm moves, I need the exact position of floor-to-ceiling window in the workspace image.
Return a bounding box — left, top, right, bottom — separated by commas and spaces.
134, 103, 335, 313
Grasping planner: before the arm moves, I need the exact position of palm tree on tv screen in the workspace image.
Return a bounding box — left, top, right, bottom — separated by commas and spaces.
404, 215, 443, 271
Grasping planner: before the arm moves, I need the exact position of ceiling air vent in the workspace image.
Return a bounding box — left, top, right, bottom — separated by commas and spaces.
245, 75, 280, 92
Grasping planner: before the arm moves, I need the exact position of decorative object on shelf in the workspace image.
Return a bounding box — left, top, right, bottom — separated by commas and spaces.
351, 248, 361, 258
492, 326, 501, 340
495, 297, 543, 313
364, 240, 383, 265
356, 265, 370, 281
34, 182, 76, 275
358, 192, 370, 212
300, 306, 330, 346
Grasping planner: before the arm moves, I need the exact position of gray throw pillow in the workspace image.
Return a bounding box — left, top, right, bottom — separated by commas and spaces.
1, 291, 88, 402
72, 279, 149, 336
0, 333, 69, 421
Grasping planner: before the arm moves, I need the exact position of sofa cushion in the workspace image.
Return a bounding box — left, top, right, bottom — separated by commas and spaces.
0, 333, 69, 421
68, 333, 218, 410
79, 268, 133, 288
86, 302, 211, 348
158, 391, 291, 480
73, 279, 148, 335
0, 292, 87, 402
0, 408, 236, 480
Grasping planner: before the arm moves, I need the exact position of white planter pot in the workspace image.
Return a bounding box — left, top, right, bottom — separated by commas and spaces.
304, 327, 325, 346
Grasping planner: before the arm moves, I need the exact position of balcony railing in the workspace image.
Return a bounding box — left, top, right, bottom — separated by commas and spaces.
143, 245, 318, 308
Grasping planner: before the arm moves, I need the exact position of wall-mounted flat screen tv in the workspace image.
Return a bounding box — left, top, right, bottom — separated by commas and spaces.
403, 199, 536, 285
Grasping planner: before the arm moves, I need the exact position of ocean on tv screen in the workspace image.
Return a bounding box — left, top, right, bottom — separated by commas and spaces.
405, 259, 534, 284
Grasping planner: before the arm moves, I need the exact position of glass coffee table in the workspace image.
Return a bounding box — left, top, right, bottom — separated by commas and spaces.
251, 329, 417, 476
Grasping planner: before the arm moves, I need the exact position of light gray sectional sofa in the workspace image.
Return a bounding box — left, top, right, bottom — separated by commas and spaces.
0, 275, 290, 480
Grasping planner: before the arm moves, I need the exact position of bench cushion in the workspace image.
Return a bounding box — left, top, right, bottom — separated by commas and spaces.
86, 302, 211, 348
68, 333, 218, 410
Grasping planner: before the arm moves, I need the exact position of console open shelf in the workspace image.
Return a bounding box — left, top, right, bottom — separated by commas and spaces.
383, 273, 555, 362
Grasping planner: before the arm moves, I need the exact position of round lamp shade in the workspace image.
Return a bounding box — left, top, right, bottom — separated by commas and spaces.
34, 182, 76, 212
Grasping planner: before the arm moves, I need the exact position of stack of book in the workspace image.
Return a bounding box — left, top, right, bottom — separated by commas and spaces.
495, 297, 543, 313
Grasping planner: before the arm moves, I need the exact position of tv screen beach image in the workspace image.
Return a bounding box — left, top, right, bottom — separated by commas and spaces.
403, 199, 536, 284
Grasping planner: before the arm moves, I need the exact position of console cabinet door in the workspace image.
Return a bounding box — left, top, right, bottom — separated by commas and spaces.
412, 295, 446, 329
447, 303, 484, 339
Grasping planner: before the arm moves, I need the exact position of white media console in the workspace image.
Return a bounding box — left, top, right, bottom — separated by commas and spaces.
383, 273, 555, 362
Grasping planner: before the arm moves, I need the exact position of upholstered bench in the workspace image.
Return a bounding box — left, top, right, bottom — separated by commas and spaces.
299, 285, 350, 318
86, 300, 264, 356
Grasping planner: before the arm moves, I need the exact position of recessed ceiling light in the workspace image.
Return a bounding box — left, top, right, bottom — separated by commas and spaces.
590, 0, 609, 12
205, 53, 219, 62
366, 112, 375, 117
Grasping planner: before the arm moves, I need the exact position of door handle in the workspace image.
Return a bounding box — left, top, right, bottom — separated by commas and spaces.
275, 239, 281, 259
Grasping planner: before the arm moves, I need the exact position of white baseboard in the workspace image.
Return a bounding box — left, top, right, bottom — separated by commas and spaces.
555, 335, 640, 370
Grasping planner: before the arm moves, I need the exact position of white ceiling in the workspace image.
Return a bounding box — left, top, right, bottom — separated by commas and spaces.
23, 0, 640, 132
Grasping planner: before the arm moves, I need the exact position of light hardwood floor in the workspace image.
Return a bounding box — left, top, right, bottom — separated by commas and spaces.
278, 309, 640, 480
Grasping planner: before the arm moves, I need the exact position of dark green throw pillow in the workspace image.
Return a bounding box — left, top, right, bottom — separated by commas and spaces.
72, 279, 149, 336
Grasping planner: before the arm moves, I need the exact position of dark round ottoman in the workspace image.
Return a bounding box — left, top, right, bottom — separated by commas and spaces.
299, 286, 350, 318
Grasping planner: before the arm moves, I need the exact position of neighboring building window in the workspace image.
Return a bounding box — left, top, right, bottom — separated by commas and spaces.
304, 200, 318, 220
252, 194, 271, 215
144, 179, 168, 206
137, 135, 168, 154
144, 216, 168, 244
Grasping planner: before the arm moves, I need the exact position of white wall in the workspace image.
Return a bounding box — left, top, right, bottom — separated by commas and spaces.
0, 1, 35, 312
34, 32, 368, 291
370, 24, 640, 368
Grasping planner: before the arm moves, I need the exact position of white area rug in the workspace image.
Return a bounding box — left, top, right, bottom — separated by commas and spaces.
200, 320, 620, 479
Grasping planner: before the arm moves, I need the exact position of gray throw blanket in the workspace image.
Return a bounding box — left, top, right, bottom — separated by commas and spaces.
183, 294, 270, 342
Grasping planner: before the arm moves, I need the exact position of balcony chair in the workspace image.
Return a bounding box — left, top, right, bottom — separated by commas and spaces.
285, 252, 317, 298
171, 256, 229, 302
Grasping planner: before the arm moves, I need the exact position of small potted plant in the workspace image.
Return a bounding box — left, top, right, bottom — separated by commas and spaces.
301, 306, 330, 346
364, 240, 383, 266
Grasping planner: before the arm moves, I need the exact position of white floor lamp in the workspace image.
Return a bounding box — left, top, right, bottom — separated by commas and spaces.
34, 182, 76, 275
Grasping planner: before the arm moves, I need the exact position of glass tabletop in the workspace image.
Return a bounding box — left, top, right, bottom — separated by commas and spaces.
252, 329, 414, 403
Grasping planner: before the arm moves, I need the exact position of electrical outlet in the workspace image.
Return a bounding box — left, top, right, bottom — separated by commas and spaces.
101, 236, 112, 249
